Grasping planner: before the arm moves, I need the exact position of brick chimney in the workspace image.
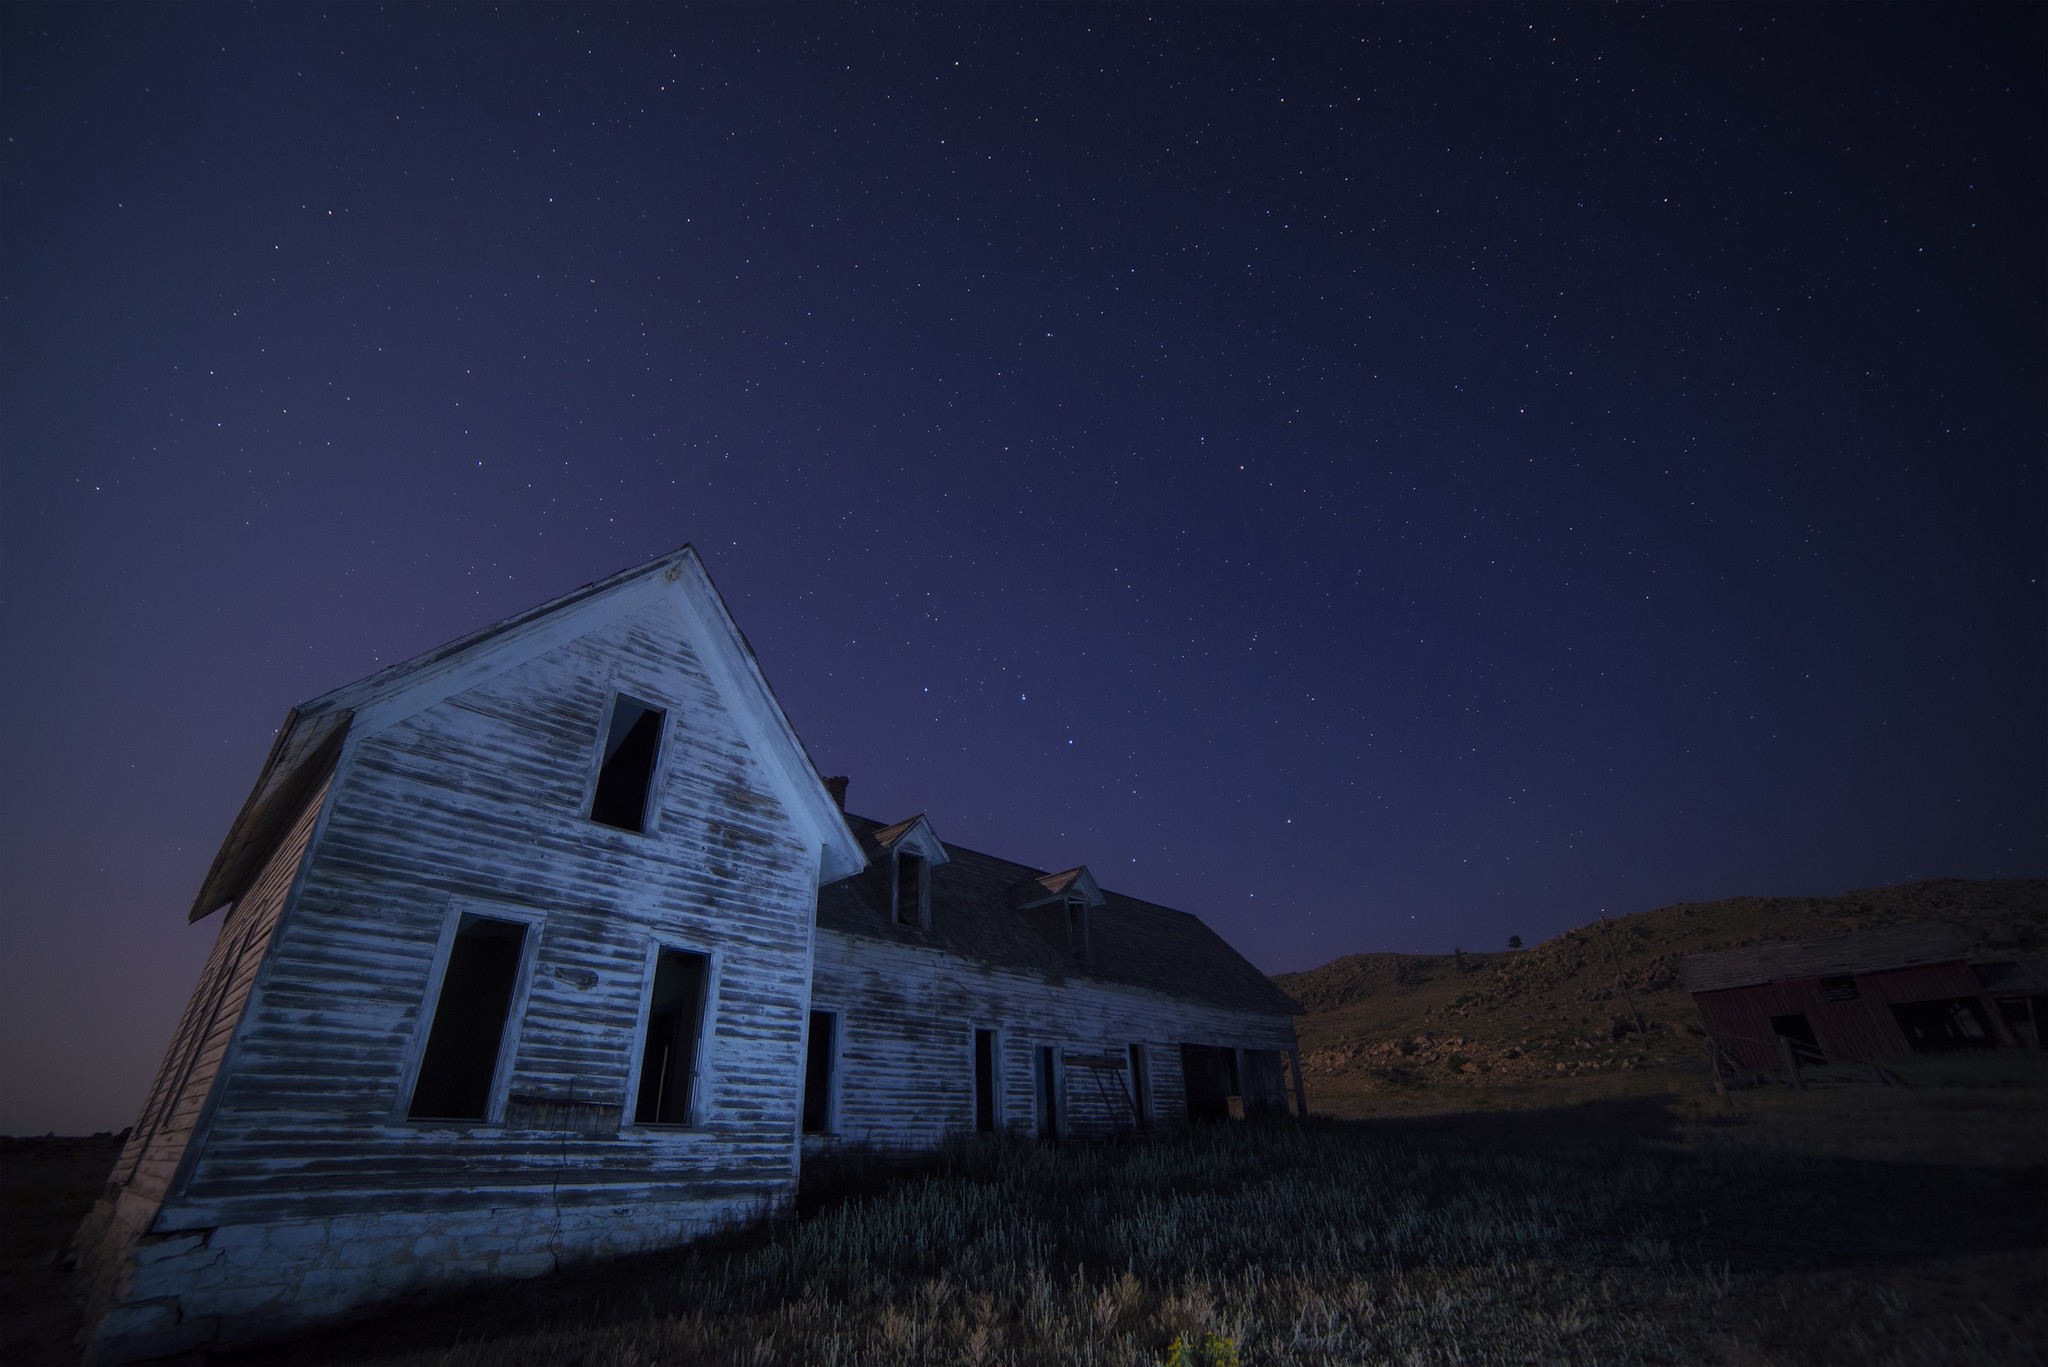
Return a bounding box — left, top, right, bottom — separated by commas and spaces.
823, 775, 849, 811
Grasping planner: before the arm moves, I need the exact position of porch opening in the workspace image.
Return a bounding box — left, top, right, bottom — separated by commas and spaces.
408, 914, 528, 1121
1179, 1043, 1238, 1123
635, 948, 709, 1125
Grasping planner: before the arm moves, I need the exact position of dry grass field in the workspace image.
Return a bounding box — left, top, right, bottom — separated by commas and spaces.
8, 1055, 2040, 1366
228, 1058, 2046, 1366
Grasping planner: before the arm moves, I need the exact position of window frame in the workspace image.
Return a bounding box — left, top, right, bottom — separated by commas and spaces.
1064, 896, 1092, 961
583, 686, 677, 837
1034, 1041, 1065, 1142
892, 850, 930, 930
621, 937, 722, 1131
972, 1026, 1004, 1133
391, 898, 545, 1128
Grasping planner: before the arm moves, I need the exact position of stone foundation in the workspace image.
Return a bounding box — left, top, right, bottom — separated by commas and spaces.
79, 1188, 786, 1364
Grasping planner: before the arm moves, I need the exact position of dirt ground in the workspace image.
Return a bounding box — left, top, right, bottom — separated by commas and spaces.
1, 1133, 124, 1367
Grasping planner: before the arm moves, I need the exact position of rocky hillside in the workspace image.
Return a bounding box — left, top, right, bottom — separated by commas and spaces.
1273, 878, 2047, 1092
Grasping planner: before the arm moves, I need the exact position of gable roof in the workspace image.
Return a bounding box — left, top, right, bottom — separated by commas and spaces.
1680, 921, 1971, 994
1013, 866, 1104, 909
189, 546, 865, 920
869, 814, 950, 864
817, 815, 1301, 1018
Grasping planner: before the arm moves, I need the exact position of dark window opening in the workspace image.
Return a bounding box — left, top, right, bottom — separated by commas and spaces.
1127, 1043, 1152, 1131
591, 695, 665, 832
894, 852, 926, 927
1036, 1045, 1060, 1143
802, 1011, 836, 1134
1769, 1013, 1826, 1066
1819, 975, 1860, 1002
1179, 1043, 1239, 1123
409, 915, 528, 1121
1890, 997, 1997, 1053
974, 1029, 998, 1133
1065, 898, 1090, 960
635, 949, 709, 1125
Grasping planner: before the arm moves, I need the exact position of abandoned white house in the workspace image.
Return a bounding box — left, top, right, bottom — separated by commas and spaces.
75, 547, 1304, 1363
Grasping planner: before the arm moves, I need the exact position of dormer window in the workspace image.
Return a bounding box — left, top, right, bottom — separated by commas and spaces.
591, 694, 665, 832
869, 813, 947, 929
894, 852, 929, 928
1065, 896, 1091, 961
1012, 865, 1104, 963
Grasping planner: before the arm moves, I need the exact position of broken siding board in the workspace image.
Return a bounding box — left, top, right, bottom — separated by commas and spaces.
161, 606, 819, 1232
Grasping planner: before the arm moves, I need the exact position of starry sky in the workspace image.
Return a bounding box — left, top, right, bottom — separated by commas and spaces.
3, 4, 2042, 1135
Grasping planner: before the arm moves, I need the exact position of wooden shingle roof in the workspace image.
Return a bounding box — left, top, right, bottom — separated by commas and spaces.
818, 815, 1302, 1018
1680, 921, 1970, 994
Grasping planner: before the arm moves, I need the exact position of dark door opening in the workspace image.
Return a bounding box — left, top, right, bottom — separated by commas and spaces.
1036, 1045, 1060, 1142
802, 1011, 836, 1134
1179, 1043, 1237, 1123
1127, 1043, 1151, 1131
1240, 1049, 1289, 1117
408, 915, 528, 1121
1890, 997, 1997, 1053
974, 1029, 998, 1133
1769, 1013, 1826, 1067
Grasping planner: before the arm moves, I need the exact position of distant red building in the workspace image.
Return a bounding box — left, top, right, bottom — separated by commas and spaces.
1682, 922, 2028, 1070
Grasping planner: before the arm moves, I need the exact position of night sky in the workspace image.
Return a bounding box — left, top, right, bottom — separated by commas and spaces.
3, 4, 2042, 1135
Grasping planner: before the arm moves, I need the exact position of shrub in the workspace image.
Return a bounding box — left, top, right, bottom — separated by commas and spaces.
1164, 1331, 1240, 1367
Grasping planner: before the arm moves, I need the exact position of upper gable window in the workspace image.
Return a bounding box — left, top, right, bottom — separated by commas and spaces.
1065, 897, 1091, 962
894, 851, 929, 928
591, 694, 665, 832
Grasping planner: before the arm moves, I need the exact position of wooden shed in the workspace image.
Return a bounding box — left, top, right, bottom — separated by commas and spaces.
72, 547, 1302, 1364
1682, 922, 2016, 1070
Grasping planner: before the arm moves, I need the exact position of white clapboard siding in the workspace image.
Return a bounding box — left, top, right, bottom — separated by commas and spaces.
107, 773, 332, 1213
154, 602, 820, 1232
811, 929, 1298, 1150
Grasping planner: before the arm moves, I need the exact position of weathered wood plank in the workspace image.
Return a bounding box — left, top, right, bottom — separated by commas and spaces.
811, 929, 1296, 1148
